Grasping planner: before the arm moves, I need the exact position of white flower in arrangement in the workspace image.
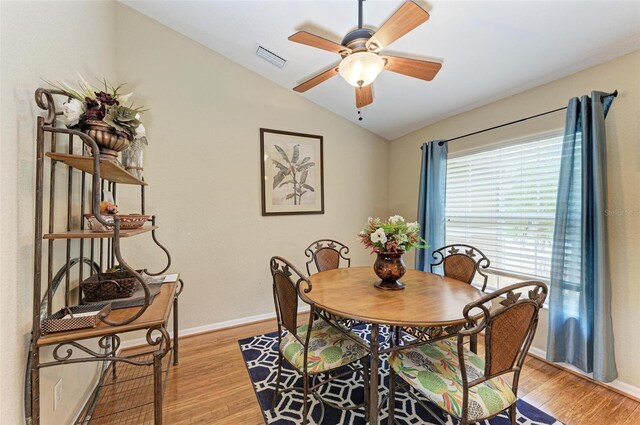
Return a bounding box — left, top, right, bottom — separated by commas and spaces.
134, 123, 146, 139
407, 221, 419, 232
135, 113, 141, 120
389, 215, 405, 224
62, 98, 85, 127
370, 228, 387, 244
119, 92, 133, 103
395, 233, 408, 245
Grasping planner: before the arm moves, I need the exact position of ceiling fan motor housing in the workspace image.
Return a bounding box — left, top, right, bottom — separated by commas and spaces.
342, 28, 374, 52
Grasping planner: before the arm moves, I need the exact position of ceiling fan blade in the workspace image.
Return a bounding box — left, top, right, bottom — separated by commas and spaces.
293, 66, 339, 92
288, 31, 351, 55
367, 1, 430, 52
355, 85, 373, 108
382, 55, 442, 81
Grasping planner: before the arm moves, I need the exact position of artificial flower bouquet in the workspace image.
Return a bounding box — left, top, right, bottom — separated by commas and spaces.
47, 74, 147, 142
358, 215, 426, 254
99, 201, 118, 215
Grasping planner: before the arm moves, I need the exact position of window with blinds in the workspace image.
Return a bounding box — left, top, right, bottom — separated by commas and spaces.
445, 132, 563, 291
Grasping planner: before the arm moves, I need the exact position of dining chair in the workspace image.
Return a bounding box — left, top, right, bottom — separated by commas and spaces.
431, 244, 491, 291
304, 239, 351, 275
387, 281, 548, 425
269, 256, 369, 424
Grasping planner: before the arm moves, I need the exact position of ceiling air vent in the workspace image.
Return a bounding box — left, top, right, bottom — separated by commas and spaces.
255, 45, 287, 69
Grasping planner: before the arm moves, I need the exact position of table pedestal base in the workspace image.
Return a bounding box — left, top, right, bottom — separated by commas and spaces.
374, 280, 406, 290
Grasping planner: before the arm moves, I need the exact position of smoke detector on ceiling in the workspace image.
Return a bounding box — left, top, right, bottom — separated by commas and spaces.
255, 45, 287, 69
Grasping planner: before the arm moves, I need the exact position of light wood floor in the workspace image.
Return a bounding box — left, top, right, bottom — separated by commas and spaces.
127, 316, 640, 425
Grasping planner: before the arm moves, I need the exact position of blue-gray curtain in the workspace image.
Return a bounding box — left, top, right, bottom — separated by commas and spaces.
416, 141, 448, 271
546, 91, 617, 382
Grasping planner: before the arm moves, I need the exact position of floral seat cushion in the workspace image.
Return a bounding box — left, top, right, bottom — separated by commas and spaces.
280, 319, 368, 374
388, 338, 516, 421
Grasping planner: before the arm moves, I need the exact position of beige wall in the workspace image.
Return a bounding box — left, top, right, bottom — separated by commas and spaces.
114, 3, 389, 331
389, 51, 640, 387
1, 1, 119, 424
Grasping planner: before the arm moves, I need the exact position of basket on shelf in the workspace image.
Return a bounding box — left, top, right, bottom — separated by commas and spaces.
41, 303, 111, 334
84, 213, 149, 232
81, 271, 141, 302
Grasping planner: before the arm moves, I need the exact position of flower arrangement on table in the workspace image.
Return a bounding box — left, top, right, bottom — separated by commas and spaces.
358, 215, 427, 290
47, 74, 147, 142
358, 215, 425, 254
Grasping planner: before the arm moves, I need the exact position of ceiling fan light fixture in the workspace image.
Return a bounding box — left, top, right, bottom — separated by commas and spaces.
338, 52, 385, 88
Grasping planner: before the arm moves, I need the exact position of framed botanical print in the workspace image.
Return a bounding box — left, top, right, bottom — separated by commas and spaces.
260, 128, 324, 216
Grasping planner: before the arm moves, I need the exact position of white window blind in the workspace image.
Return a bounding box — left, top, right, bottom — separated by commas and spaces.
445, 133, 563, 289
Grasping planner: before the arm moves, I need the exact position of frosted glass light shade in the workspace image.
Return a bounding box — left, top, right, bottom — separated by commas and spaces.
338, 52, 385, 87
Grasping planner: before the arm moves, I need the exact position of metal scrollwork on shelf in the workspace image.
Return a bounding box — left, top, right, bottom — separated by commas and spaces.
146, 326, 171, 356
100, 226, 151, 326
35, 88, 62, 125
143, 215, 172, 276
53, 335, 121, 362
40, 339, 160, 369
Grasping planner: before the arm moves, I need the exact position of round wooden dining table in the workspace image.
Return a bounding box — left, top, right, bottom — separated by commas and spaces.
303, 267, 485, 424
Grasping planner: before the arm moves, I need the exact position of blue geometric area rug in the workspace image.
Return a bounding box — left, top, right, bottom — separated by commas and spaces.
239, 326, 563, 425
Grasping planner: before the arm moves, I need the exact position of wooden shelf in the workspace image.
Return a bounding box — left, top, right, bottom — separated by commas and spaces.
30, 91, 174, 425
37, 281, 177, 347
44, 226, 157, 240
46, 152, 147, 185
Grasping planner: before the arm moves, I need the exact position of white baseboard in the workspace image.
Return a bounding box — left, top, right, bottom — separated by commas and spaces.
528, 346, 640, 401
119, 307, 310, 351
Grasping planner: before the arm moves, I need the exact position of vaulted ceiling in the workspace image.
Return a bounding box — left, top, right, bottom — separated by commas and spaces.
121, 1, 640, 140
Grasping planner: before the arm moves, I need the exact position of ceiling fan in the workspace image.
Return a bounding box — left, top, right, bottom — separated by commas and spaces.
288, 0, 442, 109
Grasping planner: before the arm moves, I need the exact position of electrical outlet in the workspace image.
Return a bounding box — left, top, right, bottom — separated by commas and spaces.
54, 379, 62, 411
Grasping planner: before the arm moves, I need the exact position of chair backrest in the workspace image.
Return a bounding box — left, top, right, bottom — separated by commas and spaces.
269, 256, 312, 335
431, 244, 490, 290
304, 239, 351, 275
460, 281, 548, 383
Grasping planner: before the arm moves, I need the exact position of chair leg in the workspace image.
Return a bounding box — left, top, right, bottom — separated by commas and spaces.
302, 372, 310, 425
509, 403, 517, 425
388, 365, 396, 425
271, 352, 283, 411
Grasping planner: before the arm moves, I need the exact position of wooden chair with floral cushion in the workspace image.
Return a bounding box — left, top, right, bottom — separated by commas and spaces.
269, 256, 369, 424
304, 239, 351, 275
431, 244, 490, 291
387, 281, 548, 425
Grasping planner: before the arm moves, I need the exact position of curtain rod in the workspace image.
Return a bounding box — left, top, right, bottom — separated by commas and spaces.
426, 90, 618, 147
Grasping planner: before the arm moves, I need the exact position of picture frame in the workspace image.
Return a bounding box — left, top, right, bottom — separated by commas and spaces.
260, 128, 324, 216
